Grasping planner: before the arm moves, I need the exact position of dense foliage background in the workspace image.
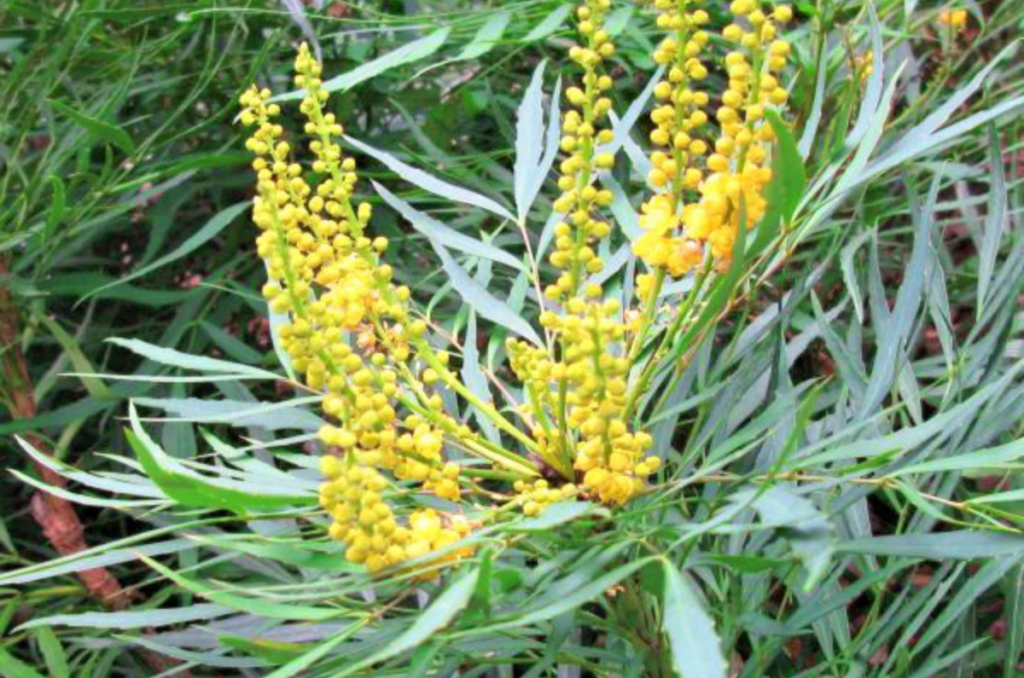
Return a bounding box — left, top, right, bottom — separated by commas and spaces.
1, 0, 1022, 677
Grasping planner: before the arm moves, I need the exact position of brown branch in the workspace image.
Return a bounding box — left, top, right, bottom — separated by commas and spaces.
1, 256, 184, 674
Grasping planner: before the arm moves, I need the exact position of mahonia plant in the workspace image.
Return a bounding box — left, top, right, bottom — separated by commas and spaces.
239, 0, 794, 575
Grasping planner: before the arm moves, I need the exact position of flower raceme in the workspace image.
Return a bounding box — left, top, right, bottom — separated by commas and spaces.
239, 0, 795, 575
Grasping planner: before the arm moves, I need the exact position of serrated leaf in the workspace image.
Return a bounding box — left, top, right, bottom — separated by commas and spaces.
662, 560, 727, 678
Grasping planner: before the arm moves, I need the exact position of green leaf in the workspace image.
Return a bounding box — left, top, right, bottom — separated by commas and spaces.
839, 531, 1024, 559
141, 555, 345, 621
846, 0, 884, 150
513, 60, 560, 222
109, 337, 280, 380
461, 311, 502, 445
83, 201, 249, 300
49, 99, 135, 155
135, 396, 323, 430
892, 438, 1024, 477
43, 175, 66, 242
0, 648, 47, 678
18, 604, 231, 630
37, 315, 110, 399
523, 5, 571, 42
33, 626, 69, 678
456, 12, 510, 61
373, 181, 525, 271
432, 242, 543, 346
735, 485, 834, 590
272, 28, 451, 102
127, 403, 312, 513
262, 622, 366, 678
347, 135, 514, 221
509, 501, 608, 532
200, 321, 264, 365
764, 108, 806, 222
977, 125, 1007, 317
333, 568, 480, 678
487, 557, 655, 631
661, 560, 727, 678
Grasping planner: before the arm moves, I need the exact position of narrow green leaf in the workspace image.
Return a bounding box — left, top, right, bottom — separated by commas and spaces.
37, 315, 110, 399
892, 438, 1024, 477
272, 28, 451, 102
44, 175, 66, 242
523, 5, 571, 42
263, 621, 366, 678
977, 125, 1007, 316
334, 568, 480, 678
839, 531, 1024, 558
33, 626, 69, 678
373, 181, 524, 271
0, 647, 47, 678
513, 60, 551, 221
84, 202, 248, 300
764, 108, 805, 222
127, 403, 312, 512
456, 12, 510, 61
432, 242, 543, 346
18, 604, 232, 630
200, 321, 264, 365
50, 99, 135, 155
141, 555, 344, 621
109, 337, 280, 380
735, 486, 834, 590
347, 135, 514, 220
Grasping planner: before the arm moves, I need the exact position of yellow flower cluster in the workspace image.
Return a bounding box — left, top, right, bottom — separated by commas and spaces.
632, 0, 711, 283
633, 1, 793, 282
241, 45, 474, 574
320, 453, 470, 573
507, 2, 659, 508
510, 297, 661, 506
939, 8, 968, 30
237, 0, 799, 571
683, 1, 792, 266
514, 479, 578, 516
854, 49, 874, 84
547, 0, 617, 303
